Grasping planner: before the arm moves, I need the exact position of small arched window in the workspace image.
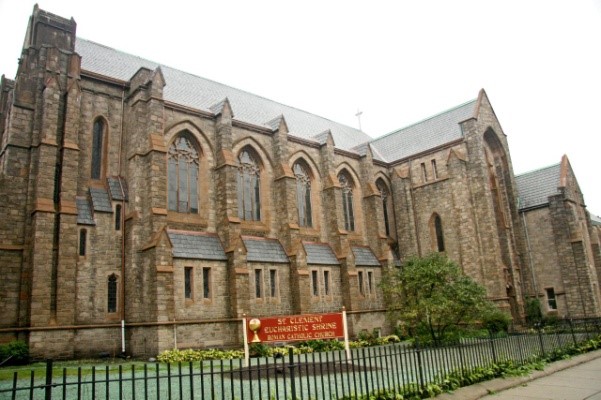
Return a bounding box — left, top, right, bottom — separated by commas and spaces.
168, 133, 200, 213
115, 204, 122, 231
432, 214, 445, 252
338, 171, 355, 231
293, 161, 312, 227
107, 274, 118, 313
237, 148, 261, 221
79, 229, 87, 256
91, 119, 106, 179
376, 179, 394, 237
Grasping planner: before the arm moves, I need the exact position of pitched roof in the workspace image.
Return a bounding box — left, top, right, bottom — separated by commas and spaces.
591, 214, 601, 227
76, 196, 95, 225
75, 39, 372, 151
303, 242, 340, 265
107, 176, 128, 201
167, 230, 227, 261
351, 246, 381, 266
369, 100, 477, 162
89, 187, 113, 213
515, 163, 562, 210
242, 236, 289, 263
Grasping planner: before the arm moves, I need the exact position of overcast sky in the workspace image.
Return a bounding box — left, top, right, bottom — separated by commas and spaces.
1, 0, 600, 215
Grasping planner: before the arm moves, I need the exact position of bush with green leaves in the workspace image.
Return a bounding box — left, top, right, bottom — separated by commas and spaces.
0, 340, 29, 365
482, 307, 512, 334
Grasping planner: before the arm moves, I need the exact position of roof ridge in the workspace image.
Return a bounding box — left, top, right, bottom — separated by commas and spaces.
515, 162, 561, 178
371, 98, 477, 143
77, 38, 369, 139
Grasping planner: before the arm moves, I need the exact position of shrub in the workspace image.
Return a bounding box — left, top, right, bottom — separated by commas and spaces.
482, 308, 511, 334
0, 340, 29, 365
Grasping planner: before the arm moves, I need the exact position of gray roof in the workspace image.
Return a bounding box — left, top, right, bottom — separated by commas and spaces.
591, 214, 601, 226
242, 236, 289, 263
76, 196, 95, 225
89, 187, 113, 213
167, 230, 227, 261
370, 100, 476, 162
303, 242, 340, 265
515, 164, 561, 210
75, 39, 372, 151
107, 176, 128, 201
352, 246, 381, 266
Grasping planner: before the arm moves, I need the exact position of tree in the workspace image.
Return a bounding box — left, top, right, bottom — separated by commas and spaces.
381, 253, 503, 343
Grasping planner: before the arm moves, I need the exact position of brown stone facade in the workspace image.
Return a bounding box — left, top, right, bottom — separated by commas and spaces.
0, 6, 599, 359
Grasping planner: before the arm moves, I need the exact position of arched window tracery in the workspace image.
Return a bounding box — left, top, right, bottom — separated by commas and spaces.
168, 133, 200, 213
237, 148, 261, 221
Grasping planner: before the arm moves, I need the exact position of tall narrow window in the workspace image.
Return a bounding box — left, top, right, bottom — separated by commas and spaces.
433, 214, 445, 252
323, 270, 330, 296
294, 161, 313, 227
79, 229, 87, 256
269, 269, 277, 297
255, 269, 263, 298
184, 267, 193, 299
431, 159, 438, 180
546, 288, 557, 310
237, 148, 261, 221
311, 270, 319, 296
421, 162, 428, 182
202, 267, 211, 299
168, 133, 200, 213
376, 179, 393, 237
339, 172, 355, 231
367, 271, 374, 295
358, 271, 365, 296
115, 204, 122, 231
91, 119, 105, 179
107, 274, 117, 313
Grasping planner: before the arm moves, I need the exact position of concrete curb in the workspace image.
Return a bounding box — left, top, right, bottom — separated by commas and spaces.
435, 349, 601, 400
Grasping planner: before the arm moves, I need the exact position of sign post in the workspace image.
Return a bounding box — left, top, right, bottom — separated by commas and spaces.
342, 307, 351, 360
242, 314, 249, 367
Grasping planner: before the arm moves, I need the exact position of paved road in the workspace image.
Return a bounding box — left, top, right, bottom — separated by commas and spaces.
438, 349, 601, 400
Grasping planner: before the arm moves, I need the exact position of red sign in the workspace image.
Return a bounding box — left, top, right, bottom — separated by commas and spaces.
246, 312, 344, 343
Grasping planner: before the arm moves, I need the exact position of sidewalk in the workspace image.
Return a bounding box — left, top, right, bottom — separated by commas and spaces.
437, 349, 601, 400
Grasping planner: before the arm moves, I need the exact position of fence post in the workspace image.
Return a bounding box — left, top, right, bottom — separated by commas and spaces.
415, 339, 425, 391
489, 332, 497, 364
568, 319, 577, 345
45, 359, 53, 400
536, 323, 546, 358
288, 347, 297, 400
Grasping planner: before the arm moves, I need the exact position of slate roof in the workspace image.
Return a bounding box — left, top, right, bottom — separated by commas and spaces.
75, 39, 372, 151
369, 100, 477, 162
515, 163, 561, 210
591, 214, 601, 226
167, 230, 227, 261
242, 236, 289, 263
89, 187, 113, 213
76, 196, 95, 225
107, 176, 128, 201
303, 242, 340, 265
352, 246, 381, 266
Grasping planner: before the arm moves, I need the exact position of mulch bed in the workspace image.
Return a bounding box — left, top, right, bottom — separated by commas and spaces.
229, 360, 379, 380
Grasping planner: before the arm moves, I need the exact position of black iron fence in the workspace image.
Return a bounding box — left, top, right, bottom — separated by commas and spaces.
2, 318, 600, 399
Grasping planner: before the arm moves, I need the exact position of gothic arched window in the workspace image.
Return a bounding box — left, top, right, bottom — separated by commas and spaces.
91, 119, 106, 179
168, 133, 200, 213
376, 179, 394, 237
107, 274, 118, 313
237, 148, 261, 221
338, 172, 355, 231
294, 161, 312, 227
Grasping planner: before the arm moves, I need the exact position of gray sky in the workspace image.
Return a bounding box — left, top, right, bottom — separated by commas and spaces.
1, 0, 600, 214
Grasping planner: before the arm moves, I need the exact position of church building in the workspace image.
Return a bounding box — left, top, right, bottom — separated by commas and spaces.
1, 6, 599, 358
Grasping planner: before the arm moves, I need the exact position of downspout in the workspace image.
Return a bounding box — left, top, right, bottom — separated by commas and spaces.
117, 87, 126, 355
